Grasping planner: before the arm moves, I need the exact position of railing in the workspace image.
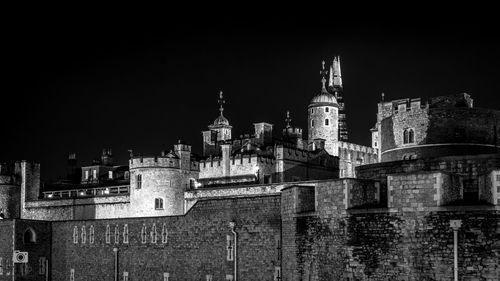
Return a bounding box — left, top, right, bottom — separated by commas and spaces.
42, 185, 130, 199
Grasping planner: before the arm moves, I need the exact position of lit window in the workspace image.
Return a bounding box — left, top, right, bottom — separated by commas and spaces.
162, 224, 168, 244
325, 119, 329, 126
105, 225, 111, 244
92, 170, 97, 179
123, 272, 129, 281
123, 224, 129, 244
155, 198, 164, 210
136, 174, 142, 189
226, 275, 234, 281
73, 226, 78, 244
89, 225, 94, 244
114, 225, 119, 244
206, 275, 213, 281
141, 224, 147, 244
151, 223, 157, 244
108, 171, 113, 179
163, 273, 170, 281
84, 170, 89, 180
325, 107, 329, 112
226, 235, 234, 261
70, 269, 75, 281
81, 226, 86, 244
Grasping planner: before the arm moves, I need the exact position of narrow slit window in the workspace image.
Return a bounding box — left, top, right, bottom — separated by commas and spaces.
151, 223, 157, 244
81, 226, 86, 244
325, 119, 329, 126
226, 235, 234, 261
162, 223, 168, 244
89, 225, 94, 244
141, 224, 147, 244
311, 119, 315, 127
70, 269, 75, 281
73, 226, 78, 244
114, 225, 119, 244
105, 225, 111, 244
325, 107, 329, 112
123, 224, 129, 244
136, 174, 142, 189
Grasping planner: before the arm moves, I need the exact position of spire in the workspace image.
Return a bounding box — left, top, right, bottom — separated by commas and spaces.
329, 56, 343, 90
285, 110, 292, 128
320, 60, 328, 92
218, 90, 225, 116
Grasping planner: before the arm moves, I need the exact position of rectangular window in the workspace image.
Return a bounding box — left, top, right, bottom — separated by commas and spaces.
155, 198, 164, 210
38, 257, 46, 275
106, 225, 111, 244
206, 275, 213, 281
123, 224, 129, 244
114, 225, 119, 244
70, 269, 75, 281
325, 107, 329, 112
89, 225, 94, 244
84, 170, 89, 180
92, 170, 97, 179
81, 226, 86, 244
141, 224, 147, 244
163, 272, 170, 281
136, 174, 142, 189
226, 235, 234, 261
73, 226, 78, 244
264, 175, 271, 184
496, 174, 500, 182
226, 275, 234, 281
108, 171, 113, 179
123, 272, 129, 281
162, 224, 168, 244
151, 223, 157, 244
0, 257, 3, 275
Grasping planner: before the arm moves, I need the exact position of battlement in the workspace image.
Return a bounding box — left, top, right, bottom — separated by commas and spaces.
130, 156, 199, 171
338, 141, 378, 155
200, 154, 275, 168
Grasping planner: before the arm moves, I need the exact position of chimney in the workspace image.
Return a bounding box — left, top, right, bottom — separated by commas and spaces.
221, 143, 232, 177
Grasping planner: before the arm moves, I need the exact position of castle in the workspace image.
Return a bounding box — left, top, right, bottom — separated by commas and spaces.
0, 57, 499, 281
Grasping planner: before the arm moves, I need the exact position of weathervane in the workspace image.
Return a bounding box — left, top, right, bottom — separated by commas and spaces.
218, 90, 225, 116
320, 60, 328, 90
285, 110, 292, 128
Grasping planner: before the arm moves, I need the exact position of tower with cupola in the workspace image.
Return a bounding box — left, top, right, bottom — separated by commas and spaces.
308, 61, 339, 156
202, 91, 232, 156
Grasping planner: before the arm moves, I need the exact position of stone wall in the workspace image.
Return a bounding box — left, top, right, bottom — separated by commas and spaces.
50, 195, 281, 281
0, 220, 14, 281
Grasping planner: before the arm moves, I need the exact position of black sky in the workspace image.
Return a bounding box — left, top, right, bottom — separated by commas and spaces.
3, 11, 500, 181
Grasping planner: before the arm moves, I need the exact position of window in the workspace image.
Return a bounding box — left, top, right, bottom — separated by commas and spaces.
403, 128, 415, 144
38, 257, 46, 275
92, 170, 97, 179
0, 257, 3, 275
114, 225, 119, 244
124, 171, 130, 180
155, 198, 164, 210
24, 228, 36, 244
151, 223, 157, 244
123, 224, 129, 244
275, 234, 281, 261
325, 107, 329, 112
325, 119, 329, 126
84, 170, 89, 180
136, 174, 142, 189
496, 175, 500, 182
105, 225, 111, 244
89, 225, 94, 244
264, 175, 271, 184
206, 275, 213, 281
70, 269, 75, 281
81, 226, 86, 244
73, 226, 78, 244
163, 272, 170, 281
141, 224, 147, 244
108, 171, 113, 179
123, 272, 129, 281
162, 223, 168, 244
311, 108, 314, 114
226, 235, 234, 261
311, 119, 314, 127
226, 275, 234, 281
274, 267, 281, 281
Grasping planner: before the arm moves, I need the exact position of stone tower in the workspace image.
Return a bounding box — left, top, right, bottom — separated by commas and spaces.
202, 91, 232, 156
308, 61, 339, 156
328, 56, 348, 141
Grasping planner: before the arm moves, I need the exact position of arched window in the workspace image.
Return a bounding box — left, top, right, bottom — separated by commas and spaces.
141, 224, 147, 244
73, 226, 78, 244
136, 174, 142, 189
155, 198, 164, 210
311, 120, 315, 127
123, 224, 129, 244
403, 129, 409, 144
105, 225, 110, 244
151, 223, 157, 244
24, 228, 36, 244
325, 107, 329, 112
81, 226, 86, 244
89, 225, 94, 244
325, 119, 329, 126
408, 129, 415, 143
114, 225, 119, 244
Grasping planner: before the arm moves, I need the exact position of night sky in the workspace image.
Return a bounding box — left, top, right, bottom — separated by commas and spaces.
3, 12, 500, 181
